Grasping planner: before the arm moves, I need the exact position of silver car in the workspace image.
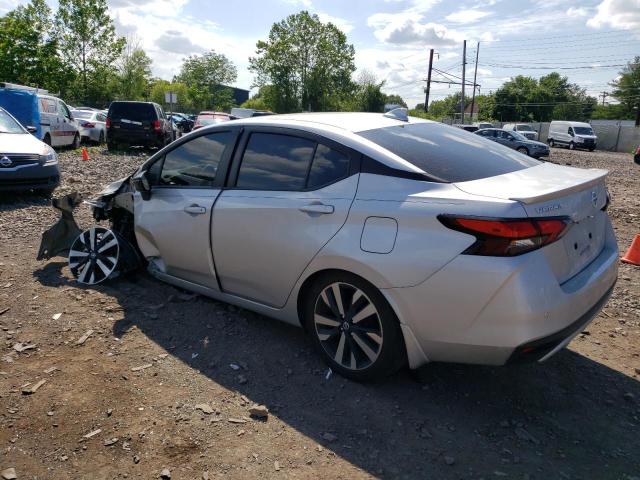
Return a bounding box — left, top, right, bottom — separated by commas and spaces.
39, 111, 618, 381
72, 110, 107, 143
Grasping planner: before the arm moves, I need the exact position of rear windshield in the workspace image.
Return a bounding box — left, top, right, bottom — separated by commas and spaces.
108, 102, 156, 122
357, 122, 540, 183
73, 111, 93, 119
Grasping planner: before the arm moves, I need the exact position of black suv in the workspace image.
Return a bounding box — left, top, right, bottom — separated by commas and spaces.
106, 101, 173, 151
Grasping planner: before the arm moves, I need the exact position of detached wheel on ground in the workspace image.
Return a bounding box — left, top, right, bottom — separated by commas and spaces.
516, 146, 529, 156
303, 272, 405, 381
69, 226, 120, 285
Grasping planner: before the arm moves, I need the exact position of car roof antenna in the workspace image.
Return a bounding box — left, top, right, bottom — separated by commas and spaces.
383, 108, 409, 122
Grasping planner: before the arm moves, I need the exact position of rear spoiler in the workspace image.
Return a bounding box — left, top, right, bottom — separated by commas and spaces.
455, 163, 608, 205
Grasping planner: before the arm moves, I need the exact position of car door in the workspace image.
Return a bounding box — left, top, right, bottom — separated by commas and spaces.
133, 128, 239, 287
57, 100, 75, 145
478, 129, 497, 143
495, 130, 513, 147
211, 128, 359, 308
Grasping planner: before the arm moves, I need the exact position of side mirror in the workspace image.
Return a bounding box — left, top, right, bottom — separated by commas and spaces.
26, 126, 37, 134
132, 171, 152, 201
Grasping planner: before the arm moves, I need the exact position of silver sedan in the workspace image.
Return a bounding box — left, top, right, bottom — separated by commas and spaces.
72, 110, 107, 144
40, 110, 618, 381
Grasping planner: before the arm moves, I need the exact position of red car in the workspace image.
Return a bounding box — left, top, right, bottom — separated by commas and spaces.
634, 145, 640, 165
193, 111, 233, 130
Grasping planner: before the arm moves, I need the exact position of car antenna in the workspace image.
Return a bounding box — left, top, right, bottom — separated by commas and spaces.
383, 108, 409, 122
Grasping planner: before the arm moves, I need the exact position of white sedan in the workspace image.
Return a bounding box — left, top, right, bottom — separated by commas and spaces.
72, 110, 107, 144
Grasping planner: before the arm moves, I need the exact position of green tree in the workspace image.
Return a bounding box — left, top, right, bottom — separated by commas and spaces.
175, 50, 237, 111
383, 94, 407, 108
116, 37, 153, 100
241, 85, 277, 111
55, 0, 125, 104
149, 80, 192, 112
0, 0, 69, 93
249, 11, 356, 113
610, 56, 640, 125
591, 103, 634, 120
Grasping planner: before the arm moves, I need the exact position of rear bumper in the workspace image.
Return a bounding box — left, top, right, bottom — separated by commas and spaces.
108, 128, 164, 146
384, 219, 618, 368
0, 164, 60, 191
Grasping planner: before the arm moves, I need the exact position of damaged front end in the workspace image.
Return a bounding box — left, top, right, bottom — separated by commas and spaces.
37, 177, 144, 284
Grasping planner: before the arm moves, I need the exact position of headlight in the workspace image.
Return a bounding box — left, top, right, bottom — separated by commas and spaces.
575, 137, 584, 143
40, 146, 58, 166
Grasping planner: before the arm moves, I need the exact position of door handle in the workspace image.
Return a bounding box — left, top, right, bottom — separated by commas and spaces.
299, 204, 334, 215
184, 204, 206, 215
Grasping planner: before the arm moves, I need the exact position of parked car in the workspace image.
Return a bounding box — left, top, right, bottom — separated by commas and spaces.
40, 112, 617, 381
0, 82, 80, 148
72, 110, 107, 144
548, 121, 597, 151
168, 113, 194, 134
475, 128, 550, 159
503, 123, 539, 141
106, 101, 173, 151
0, 106, 59, 194
454, 124, 479, 132
474, 122, 494, 129
634, 145, 640, 165
193, 111, 233, 130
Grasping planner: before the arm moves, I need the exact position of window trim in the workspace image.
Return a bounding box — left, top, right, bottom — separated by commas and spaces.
142, 126, 242, 190
227, 126, 359, 192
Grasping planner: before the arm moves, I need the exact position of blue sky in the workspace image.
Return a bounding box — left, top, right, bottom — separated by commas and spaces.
1, 0, 639, 107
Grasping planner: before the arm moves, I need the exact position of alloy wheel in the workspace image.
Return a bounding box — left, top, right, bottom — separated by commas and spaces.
68, 227, 120, 285
313, 282, 384, 371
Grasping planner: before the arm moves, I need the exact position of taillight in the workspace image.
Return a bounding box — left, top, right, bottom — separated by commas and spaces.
106, 117, 111, 128
439, 215, 571, 256
81, 121, 95, 128
636, 146, 640, 155
153, 120, 161, 132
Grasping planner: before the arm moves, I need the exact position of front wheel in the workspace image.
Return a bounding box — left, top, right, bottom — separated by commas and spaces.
303, 272, 405, 381
569, 142, 575, 150
516, 146, 529, 156
548, 139, 555, 147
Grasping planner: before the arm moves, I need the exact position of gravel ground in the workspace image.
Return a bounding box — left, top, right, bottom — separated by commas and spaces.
0, 145, 639, 480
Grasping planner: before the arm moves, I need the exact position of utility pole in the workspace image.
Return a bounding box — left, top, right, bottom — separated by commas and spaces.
599, 91, 609, 106
424, 48, 434, 112
470, 42, 480, 123
460, 40, 466, 123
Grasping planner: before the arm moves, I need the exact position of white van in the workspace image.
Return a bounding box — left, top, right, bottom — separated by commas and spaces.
502, 123, 538, 141
548, 121, 597, 151
0, 83, 80, 148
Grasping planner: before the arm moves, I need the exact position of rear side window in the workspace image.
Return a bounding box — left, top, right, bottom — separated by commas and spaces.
308, 144, 350, 189
108, 102, 156, 122
159, 132, 233, 187
236, 133, 315, 190
358, 123, 539, 183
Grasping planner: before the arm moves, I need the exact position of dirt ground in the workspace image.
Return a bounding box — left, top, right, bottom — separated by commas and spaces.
0, 146, 639, 480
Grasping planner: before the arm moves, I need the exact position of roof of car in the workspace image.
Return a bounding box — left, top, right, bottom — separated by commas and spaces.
229, 112, 431, 133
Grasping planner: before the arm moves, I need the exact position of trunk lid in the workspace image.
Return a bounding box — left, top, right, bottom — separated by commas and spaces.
455, 163, 609, 282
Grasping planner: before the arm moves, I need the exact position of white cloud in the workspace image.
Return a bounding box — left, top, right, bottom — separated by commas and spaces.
566, 6, 589, 16
368, 12, 459, 46
445, 9, 491, 24
280, 0, 312, 7
317, 13, 354, 34
587, 0, 640, 29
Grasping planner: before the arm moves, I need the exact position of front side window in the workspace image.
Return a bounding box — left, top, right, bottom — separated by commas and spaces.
236, 133, 315, 190
358, 123, 539, 183
159, 131, 233, 187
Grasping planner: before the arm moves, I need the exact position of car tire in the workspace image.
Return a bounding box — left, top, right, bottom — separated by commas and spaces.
548, 139, 554, 147
303, 272, 405, 382
107, 141, 118, 152
569, 142, 575, 150
71, 133, 80, 149
517, 146, 529, 156
98, 131, 104, 144
588, 147, 595, 152
43, 134, 51, 146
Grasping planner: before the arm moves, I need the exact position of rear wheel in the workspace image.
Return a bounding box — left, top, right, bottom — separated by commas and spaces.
516, 146, 529, 156
303, 272, 405, 381
43, 134, 51, 146
71, 133, 80, 149
98, 131, 104, 144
